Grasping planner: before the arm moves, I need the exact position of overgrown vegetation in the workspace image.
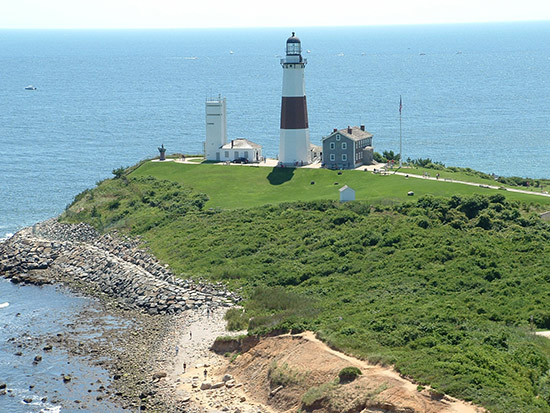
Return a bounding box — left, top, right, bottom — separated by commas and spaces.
60, 164, 550, 412
268, 361, 308, 387
63, 175, 208, 233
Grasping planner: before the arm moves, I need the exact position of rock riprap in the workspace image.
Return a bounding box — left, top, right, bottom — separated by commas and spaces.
0, 219, 239, 315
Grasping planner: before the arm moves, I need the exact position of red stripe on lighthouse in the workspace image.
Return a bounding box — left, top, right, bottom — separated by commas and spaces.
280, 96, 309, 129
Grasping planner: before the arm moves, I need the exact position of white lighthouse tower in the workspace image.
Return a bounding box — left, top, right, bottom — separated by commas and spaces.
204, 96, 227, 161
279, 32, 311, 166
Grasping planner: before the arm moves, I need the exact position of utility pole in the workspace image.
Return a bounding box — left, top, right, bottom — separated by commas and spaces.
399, 95, 403, 168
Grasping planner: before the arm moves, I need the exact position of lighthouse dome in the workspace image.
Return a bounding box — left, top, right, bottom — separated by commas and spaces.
286, 32, 301, 55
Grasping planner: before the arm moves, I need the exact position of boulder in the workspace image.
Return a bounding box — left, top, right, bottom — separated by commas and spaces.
200, 382, 212, 390
152, 371, 167, 380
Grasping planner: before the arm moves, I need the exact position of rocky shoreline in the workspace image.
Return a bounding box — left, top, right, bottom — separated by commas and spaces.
0, 218, 240, 315
0, 218, 242, 412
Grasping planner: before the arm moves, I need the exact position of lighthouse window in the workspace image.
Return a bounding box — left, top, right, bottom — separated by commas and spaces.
287, 42, 301, 55
329, 142, 335, 150
342, 154, 347, 161
330, 154, 335, 161
335, 135, 341, 141
342, 142, 347, 150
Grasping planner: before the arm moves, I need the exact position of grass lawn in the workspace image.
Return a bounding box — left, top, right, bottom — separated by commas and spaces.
131, 162, 550, 209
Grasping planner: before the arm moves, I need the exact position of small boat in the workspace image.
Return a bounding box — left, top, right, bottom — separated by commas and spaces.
307, 49, 311, 53
0, 302, 9, 309
25, 85, 37, 90
229, 50, 234, 54
419, 53, 426, 56
336, 52, 344, 57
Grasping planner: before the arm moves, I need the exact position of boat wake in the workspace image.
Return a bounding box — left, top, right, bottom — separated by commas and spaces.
0, 302, 9, 308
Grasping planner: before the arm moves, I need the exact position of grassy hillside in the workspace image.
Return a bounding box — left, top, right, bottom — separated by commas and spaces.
130, 162, 550, 209
61, 164, 550, 412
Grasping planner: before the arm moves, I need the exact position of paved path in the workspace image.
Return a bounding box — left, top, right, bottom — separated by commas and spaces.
392, 171, 550, 198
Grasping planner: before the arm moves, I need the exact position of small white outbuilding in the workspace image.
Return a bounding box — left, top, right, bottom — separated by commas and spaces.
339, 185, 355, 202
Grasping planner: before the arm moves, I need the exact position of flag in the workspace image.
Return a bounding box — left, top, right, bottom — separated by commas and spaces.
399, 96, 402, 115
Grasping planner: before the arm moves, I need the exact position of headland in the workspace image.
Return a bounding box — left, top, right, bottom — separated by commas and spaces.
1, 160, 549, 412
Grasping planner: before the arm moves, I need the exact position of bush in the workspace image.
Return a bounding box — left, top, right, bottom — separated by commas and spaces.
268, 361, 306, 386
338, 366, 362, 383
112, 166, 127, 179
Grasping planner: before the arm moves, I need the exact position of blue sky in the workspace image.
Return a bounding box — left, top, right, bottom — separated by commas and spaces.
2, 0, 550, 28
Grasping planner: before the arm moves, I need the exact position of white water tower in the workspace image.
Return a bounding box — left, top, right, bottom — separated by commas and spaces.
204, 96, 227, 161
279, 33, 311, 166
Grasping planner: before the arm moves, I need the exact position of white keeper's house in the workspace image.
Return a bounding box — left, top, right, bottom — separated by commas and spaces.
220, 138, 262, 162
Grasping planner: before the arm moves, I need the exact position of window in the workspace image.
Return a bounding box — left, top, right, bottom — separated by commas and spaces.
342, 154, 347, 161
287, 42, 301, 55
225, 151, 229, 158
330, 154, 335, 161
329, 142, 335, 150
335, 134, 341, 141
234, 151, 239, 158
342, 142, 347, 150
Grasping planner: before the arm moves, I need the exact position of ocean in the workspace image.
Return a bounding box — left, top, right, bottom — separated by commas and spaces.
0, 22, 549, 411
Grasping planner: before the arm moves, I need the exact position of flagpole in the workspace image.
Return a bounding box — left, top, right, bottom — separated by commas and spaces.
399, 95, 403, 168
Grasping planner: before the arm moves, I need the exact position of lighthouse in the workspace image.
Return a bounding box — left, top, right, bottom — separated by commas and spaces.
279, 32, 310, 166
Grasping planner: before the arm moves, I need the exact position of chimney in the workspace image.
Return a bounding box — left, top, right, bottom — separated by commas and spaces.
333, 128, 337, 132
360, 125, 365, 131
347, 126, 352, 134
231, 140, 234, 148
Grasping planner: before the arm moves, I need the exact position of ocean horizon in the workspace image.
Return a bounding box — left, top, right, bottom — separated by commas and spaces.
2, 22, 550, 236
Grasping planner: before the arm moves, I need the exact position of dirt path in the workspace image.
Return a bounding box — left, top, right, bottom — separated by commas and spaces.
299, 332, 483, 413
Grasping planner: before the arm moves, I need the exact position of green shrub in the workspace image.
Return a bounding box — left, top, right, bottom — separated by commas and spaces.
302, 382, 337, 408
338, 366, 362, 383
268, 361, 307, 386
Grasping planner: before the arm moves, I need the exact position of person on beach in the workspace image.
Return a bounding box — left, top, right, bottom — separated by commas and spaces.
204, 369, 208, 380
189, 331, 192, 339
175, 345, 179, 356
183, 362, 186, 373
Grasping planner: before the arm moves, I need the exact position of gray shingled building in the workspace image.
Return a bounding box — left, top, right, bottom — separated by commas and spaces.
322, 126, 373, 169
